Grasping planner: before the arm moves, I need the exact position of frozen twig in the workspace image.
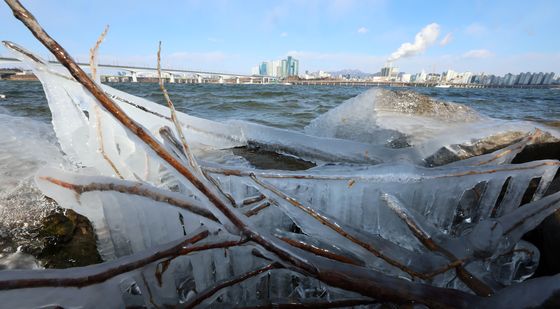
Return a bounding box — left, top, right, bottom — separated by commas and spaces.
40, 174, 218, 222
157, 41, 200, 174
250, 173, 460, 280
0, 229, 210, 290
93, 104, 125, 179
184, 263, 281, 308
89, 25, 109, 82
381, 193, 493, 296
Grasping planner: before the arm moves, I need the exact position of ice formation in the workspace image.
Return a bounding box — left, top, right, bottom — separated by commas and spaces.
1, 38, 560, 308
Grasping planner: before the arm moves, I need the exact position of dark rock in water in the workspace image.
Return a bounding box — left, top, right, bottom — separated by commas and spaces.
427, 131, 560, 167
35, 209, 102, 268
233, 146, 316, 171
425, 131, 527, 166
512, 142, 560, 164
518, 142, 560, 277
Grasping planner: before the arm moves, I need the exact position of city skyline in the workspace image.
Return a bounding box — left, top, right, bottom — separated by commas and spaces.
1, 1, 559, 75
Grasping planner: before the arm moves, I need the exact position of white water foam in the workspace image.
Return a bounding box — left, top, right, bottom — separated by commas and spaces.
0, 112, 67, 267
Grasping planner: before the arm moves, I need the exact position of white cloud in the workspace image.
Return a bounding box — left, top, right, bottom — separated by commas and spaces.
357, 27, 368, 34
388, 23, 440, 61
280, 32, 288, 37
462, 49, 494, 58
439, 33, 453, 46
465, 23, 486, 36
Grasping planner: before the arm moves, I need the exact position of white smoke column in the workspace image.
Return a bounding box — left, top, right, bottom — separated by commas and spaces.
388, 23, 440, 62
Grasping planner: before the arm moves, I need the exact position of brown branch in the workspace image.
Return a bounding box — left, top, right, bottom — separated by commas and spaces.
0, 230, 249, 291
89, 24, 109, 81
5, 1, 481, 307
242, 194, 266, 206
184, 263, 281, 308
277, 236, 363, 266
244, 201, 271, 217
40, 175, 218, 222
0, 229, 209, 290
203, 160, 560, 181
250, 174, 448, 280
157, 41, 200, 173
381, 193, 493, 296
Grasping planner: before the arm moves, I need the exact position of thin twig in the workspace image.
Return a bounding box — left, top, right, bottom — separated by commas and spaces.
250, 174, 448, 280
184, 263, 281, 308
381, 193, 493, 296
93, 104, 124, 179
89, 25, 109, 82
40, 175, 218, 222
157, 41, 200, 174
0, 229, 209, 290
244, 201, 271, 217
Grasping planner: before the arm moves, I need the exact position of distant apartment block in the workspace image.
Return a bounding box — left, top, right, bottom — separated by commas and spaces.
253, 56, 299, 78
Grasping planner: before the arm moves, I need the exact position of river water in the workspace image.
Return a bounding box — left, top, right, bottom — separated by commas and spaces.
1, 81, 560, 129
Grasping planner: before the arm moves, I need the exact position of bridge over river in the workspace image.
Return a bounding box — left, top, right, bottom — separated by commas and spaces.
0, 56, 276, 84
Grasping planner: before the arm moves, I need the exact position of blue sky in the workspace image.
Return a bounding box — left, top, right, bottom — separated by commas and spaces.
1, 0, 559, 75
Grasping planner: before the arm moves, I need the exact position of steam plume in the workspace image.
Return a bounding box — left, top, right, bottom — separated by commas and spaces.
388, 23, 440, 62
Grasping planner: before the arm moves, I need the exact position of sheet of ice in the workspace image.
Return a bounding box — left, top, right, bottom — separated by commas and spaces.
206, 160, 559, 288
305, 88, 560, 163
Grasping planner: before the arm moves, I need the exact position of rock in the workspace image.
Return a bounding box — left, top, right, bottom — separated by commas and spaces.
425, 131, 527, 166
39, 211, 75, 243
36, 209, 102, 268
518, 141, 560, 277
232, 146, 316, 171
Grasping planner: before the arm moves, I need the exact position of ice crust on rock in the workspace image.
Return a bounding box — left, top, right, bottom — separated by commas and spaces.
305, 87, 560, 164
2, 41, 560, 307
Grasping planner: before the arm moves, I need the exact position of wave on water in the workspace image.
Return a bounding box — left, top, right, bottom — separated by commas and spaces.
0, 112, 66, 269
305, 88, 484, 147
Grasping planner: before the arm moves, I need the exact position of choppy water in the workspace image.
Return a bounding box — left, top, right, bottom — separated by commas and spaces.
2, 81, 559, 129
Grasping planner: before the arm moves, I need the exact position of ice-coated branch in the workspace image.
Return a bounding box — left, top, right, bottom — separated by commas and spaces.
157, 41, 201, 174
39, 174, 219, 222
276, 235, 364, 266
93, 105, 125, 179
0, 228, 209, 290
381, 193, 493, 296
89, 24, 109, 82
184, 263, 281, 308
242, 194, 266, 206
204, 159, 560, 181
201, 169, 237, 206
243, 200, 271, 217
250, 173, 460, 280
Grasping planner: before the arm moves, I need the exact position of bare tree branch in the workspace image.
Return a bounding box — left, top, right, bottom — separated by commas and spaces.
157, 41, 200, 174
40, 175, 219, 222
89, 24, 109, 82
184, 263, 281, 308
